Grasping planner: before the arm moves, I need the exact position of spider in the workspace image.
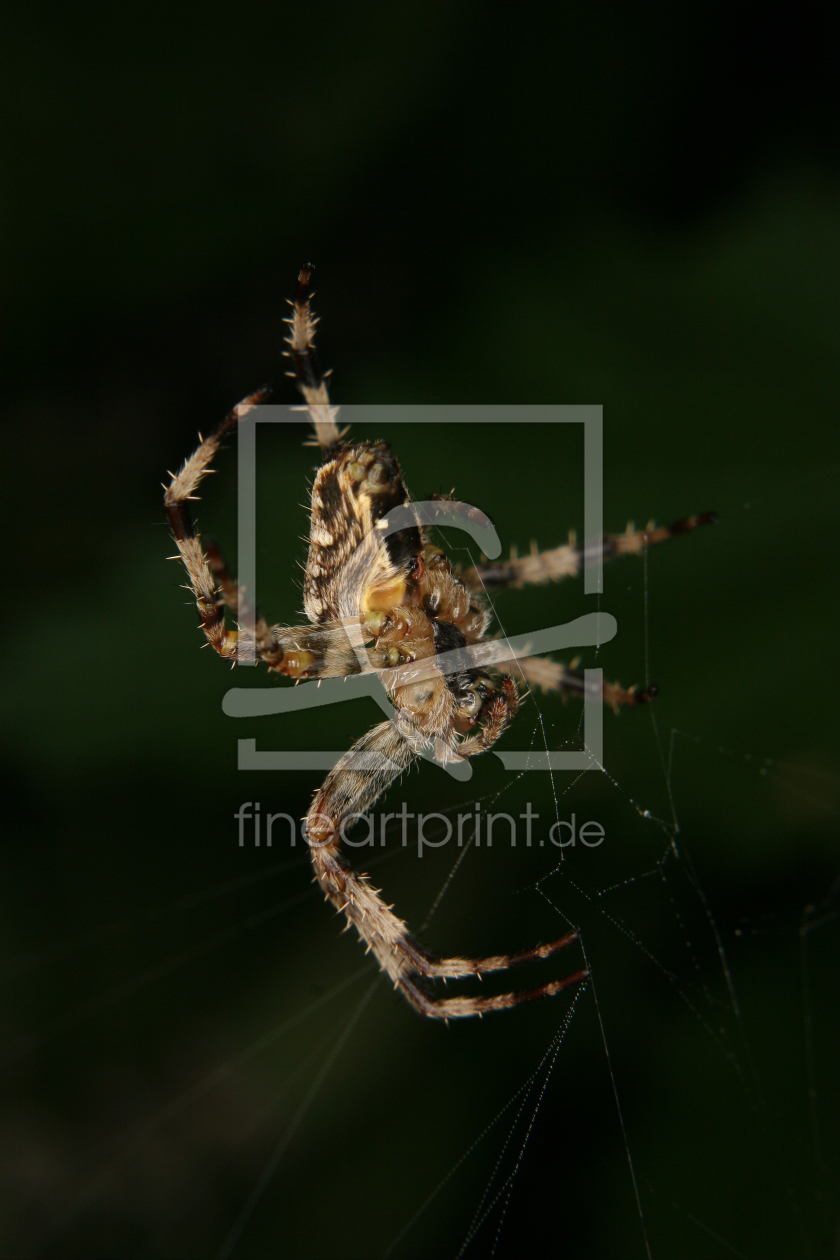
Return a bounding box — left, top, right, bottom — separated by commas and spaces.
164, 267, 715, 1020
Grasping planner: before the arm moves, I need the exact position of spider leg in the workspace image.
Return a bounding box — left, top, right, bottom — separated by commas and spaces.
202, 538, 286, 666
164, 392, 377, 676
307, 719, 418, 852
283, 264, 344, 452
306, 712, 588, 1019
164, 390, 268, 660
462, 512, 718, 593
306, 719, 424, 983
165, 265, 352, 662
401, 928, 583, 981
163, 393, 328, 675
204, 543, 386, 680
498, 655, 658, 709
395, 968, 589, 1021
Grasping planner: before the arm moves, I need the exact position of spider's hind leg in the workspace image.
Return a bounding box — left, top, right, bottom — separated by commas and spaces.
396, 966, 589, 1021
403, 926, 585, 983
304, 716, 590, 1021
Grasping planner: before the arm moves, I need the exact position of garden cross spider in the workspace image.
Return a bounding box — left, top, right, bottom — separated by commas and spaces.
164, 267, 715, 1020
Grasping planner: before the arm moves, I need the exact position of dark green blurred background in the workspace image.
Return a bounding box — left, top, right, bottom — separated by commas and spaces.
1, 6, 838, 1258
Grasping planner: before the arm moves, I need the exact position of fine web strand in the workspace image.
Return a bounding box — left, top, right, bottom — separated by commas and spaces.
471, 988, 587, 1258
216, 978, 381, 1259
16, 845, 411, 1255
23, 961, 377, 1258
382, 987, 586, 1259
577, 935, 652, 1260
20, 443, 833, 1258
0, 851, 312, 986
390, 483, 806, 1257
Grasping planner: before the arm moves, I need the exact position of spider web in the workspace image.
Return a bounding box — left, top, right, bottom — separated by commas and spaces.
2, 426, 838, 1260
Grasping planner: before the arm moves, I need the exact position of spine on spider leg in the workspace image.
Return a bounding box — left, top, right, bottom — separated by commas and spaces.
163, 389, 268, 660
309, 844, 421, 988
283, 264, 343, 453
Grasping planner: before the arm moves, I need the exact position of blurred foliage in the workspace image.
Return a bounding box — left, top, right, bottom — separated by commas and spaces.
1, 5, 838, 1258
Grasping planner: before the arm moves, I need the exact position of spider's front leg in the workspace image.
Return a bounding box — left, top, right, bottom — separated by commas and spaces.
200, 538, 296, 668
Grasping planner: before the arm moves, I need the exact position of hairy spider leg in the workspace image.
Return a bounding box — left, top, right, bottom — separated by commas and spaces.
164, 389, 384, 678
283, 263, 344, 452
464, 515, 718, 706
497, 656, 659, 709
395, 968, 589, 1021
463, 512, 718, 592
164, 390, 269, 662
304, 706, 587, 1020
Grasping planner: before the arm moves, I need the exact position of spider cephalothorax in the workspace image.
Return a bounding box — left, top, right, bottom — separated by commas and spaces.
164, 266, 715, 1019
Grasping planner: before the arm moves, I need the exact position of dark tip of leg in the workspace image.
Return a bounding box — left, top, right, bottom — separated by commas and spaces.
667, 511, 719, 538
547, 967, 590, 995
